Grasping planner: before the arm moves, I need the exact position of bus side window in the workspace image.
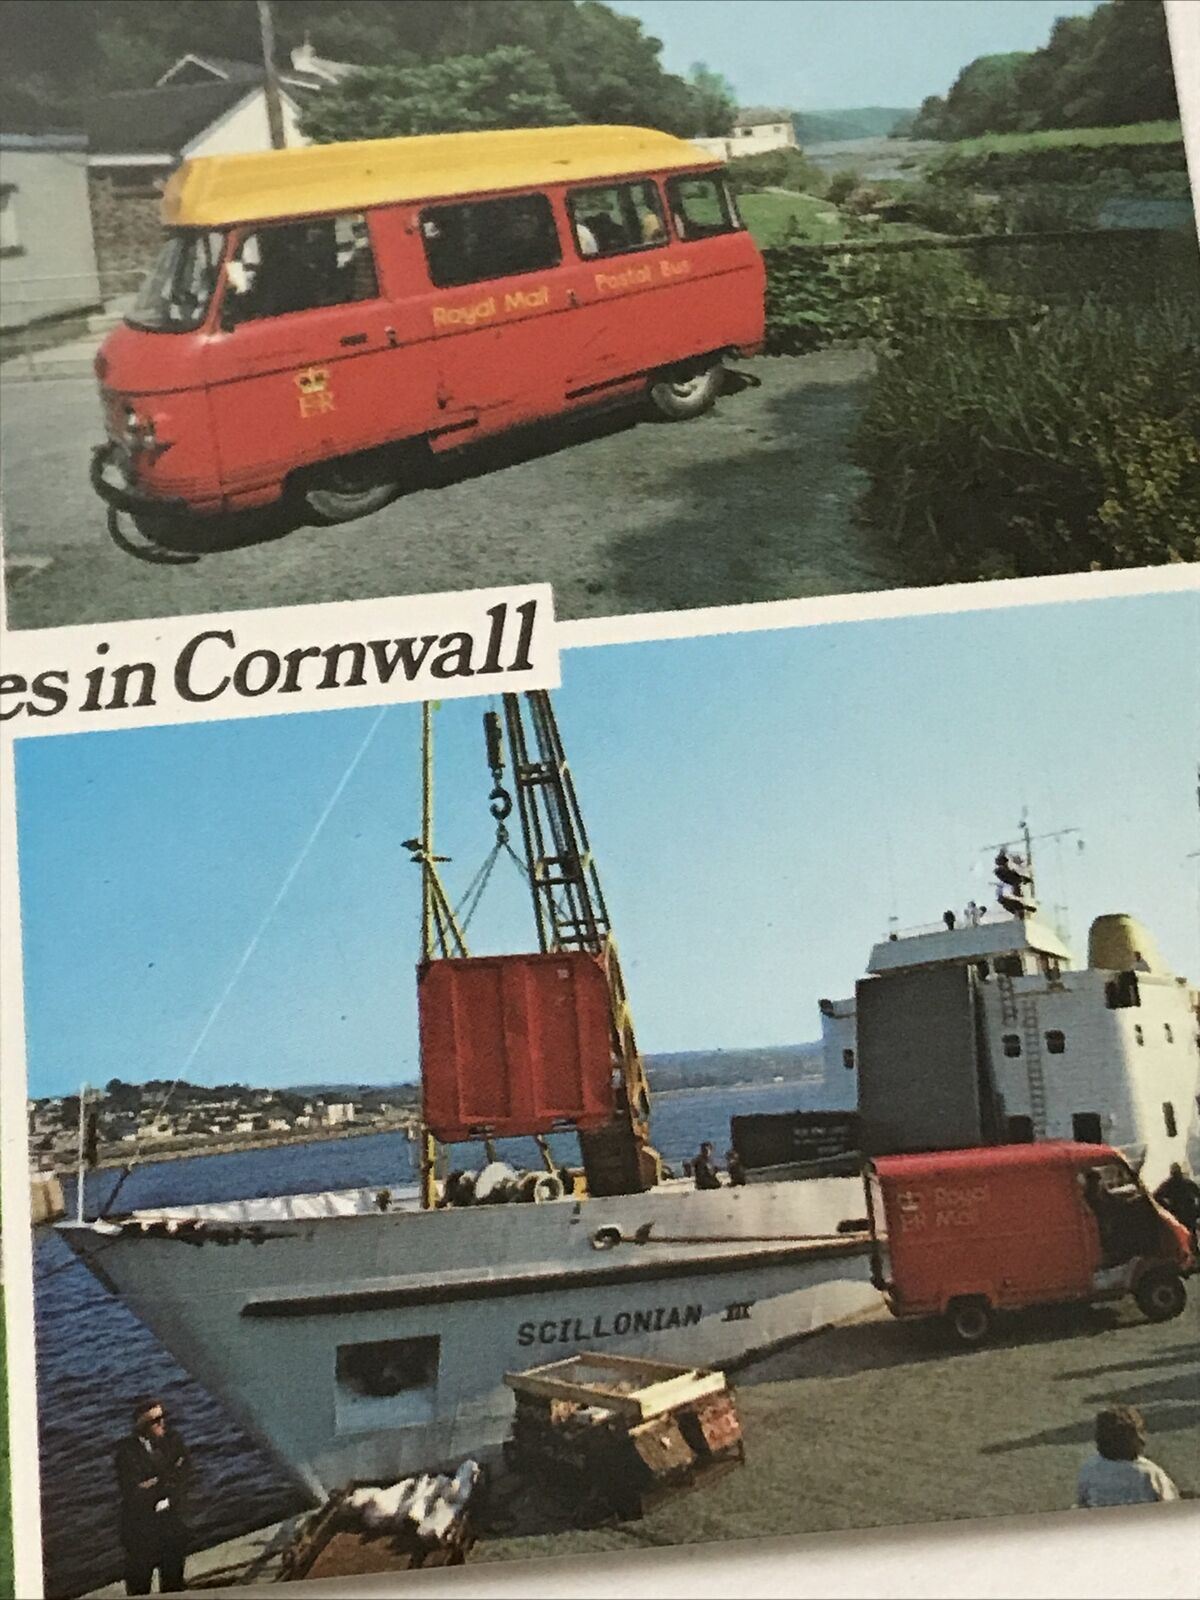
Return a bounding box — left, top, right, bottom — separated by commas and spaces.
419, 194, 560, 288
224, 213, 377, 325
666, 173, 741, 241
567, 181, 667, 259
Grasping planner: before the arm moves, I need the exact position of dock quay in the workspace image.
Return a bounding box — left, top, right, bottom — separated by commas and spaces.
82, 1294, 1198, 1595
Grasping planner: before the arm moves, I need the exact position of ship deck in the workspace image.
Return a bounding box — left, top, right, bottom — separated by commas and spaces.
81, 1289, 1199, 1594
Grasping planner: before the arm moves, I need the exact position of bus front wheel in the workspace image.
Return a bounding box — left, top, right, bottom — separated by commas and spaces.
1133, 1268, 1186, 1323
302, 449, 401, 524
648, 363, 725, 421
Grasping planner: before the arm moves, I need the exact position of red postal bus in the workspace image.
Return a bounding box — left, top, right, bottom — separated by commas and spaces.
91, 125, 765, 530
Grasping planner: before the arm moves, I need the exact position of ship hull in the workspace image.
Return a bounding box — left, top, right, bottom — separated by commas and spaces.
61, 1176, 874, 1495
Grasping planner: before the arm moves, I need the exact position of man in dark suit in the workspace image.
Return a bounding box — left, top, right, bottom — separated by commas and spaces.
115, 1397, 191, 1595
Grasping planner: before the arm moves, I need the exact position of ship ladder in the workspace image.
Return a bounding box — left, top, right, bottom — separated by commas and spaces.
998, 973, 1019, 1028
1019, 996, 1049, 1138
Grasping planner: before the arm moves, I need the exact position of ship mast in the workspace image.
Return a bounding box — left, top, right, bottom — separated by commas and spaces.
984, 818, 1082, 925
408, 702, 469, 1209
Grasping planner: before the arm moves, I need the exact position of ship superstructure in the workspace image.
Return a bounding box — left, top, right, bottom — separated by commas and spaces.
818, 843, 1200, 1187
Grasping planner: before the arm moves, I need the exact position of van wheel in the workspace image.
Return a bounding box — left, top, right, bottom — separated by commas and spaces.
303, 449, 400, 524
1134, 1268, 1186, 1322
945, 1298, 992, 1346
648, 363, 724, 420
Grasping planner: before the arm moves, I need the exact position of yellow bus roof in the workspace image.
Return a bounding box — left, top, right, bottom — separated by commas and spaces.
161, 125, 720, 228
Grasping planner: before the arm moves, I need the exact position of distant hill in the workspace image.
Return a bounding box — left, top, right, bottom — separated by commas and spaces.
793, 108, 916, 144
288, 1047, 826, 1098
643, 1043, 824, 1092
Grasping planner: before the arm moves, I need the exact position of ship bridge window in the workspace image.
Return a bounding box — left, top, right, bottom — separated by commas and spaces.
1105, 973, 1141, 1009
843, 1048, 855, 1071
1134, 1024, 1144, 1046
1162, 1102, 1177, 1139
1163, 1023, 1174, 1044
1046, 1030, 1066, 1055
1002, 1034, 1022, 1058
335, 1336, 440, 1433
996, 955, 1024, 978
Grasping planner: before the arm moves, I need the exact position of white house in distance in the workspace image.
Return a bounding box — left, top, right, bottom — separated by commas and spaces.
693, 107, 798, 162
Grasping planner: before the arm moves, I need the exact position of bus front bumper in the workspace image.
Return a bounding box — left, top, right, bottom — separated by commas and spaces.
90, 441, 189, 518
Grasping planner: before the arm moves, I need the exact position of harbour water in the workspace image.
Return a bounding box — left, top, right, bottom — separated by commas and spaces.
35, 1080, 829, 1598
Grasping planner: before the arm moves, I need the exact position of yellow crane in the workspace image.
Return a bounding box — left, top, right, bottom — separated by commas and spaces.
411, 693, 662, 1207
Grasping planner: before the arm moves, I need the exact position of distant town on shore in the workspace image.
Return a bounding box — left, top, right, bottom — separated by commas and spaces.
27, 1043, 825, 1168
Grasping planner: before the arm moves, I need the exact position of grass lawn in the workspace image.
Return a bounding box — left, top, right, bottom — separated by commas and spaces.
943, 119, 1183, 158
740, 189, 940, 248
739, 190, 847, 246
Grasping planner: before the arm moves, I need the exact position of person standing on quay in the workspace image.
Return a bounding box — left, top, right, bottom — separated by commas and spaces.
1076, 1405, 1179, 1508
1153, 1163, 1200, 1252
115, 1397, 191, 1595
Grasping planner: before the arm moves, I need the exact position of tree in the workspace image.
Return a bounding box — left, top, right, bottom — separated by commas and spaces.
1, 0, 730, 143
910, 93, 949, 140
939, 53, 1030, 140
907, 1, 1181, 143
299, 45, 576, 142
1063, 0, 1180, 128
686, 62, 737, 138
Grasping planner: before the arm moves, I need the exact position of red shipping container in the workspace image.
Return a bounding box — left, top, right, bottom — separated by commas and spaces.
418, 952, 615, 1142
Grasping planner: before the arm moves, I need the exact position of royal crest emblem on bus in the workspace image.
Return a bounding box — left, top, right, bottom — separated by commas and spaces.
295, 366, 335, 418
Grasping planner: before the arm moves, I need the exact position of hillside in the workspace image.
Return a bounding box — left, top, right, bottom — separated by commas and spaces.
793, 107, 915, 144
644, 1043, 825, 1092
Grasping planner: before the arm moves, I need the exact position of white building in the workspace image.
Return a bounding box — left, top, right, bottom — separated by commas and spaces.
693, 107, 798, 163
0, 133, 103, 332
325, 1102, 356, 1126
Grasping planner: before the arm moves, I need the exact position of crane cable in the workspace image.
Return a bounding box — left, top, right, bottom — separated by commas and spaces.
97, 705, 391, 1220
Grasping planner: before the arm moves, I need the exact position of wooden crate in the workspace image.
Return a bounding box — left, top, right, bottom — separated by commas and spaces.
504, 1351, 727, 1421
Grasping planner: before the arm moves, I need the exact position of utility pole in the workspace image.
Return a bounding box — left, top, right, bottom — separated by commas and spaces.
257, 0, 287, 150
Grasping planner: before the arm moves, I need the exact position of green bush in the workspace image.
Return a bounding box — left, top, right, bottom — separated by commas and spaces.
929, 139, 1188, 189
725, 146, 826, 196
878, 181, 1000, 235
763, 244, 1037, 353
854, 294, 1200, 580
824, 169, 862, 206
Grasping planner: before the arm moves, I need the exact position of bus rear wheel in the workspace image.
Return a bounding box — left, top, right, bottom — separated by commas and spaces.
945, 1298, 992, 1347
302, 448, 401, 524
648, 362, 725, 421
1133, 1268, 1186, 1323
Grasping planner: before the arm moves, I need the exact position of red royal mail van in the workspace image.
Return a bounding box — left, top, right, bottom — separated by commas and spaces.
90, 125, 765, 533
865, 1142, 1194, 1345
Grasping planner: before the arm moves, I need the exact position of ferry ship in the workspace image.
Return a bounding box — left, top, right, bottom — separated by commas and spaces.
58, 699, 1200, 1500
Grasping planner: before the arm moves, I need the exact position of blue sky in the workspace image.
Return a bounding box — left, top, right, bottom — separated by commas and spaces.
609, 0, 1101, 113
14, 589, 1200, 1098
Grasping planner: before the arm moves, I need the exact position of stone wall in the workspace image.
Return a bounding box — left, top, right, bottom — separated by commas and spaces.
88, 173, 166, 287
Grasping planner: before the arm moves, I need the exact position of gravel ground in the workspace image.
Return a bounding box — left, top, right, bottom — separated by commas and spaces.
0, 352, 903, 631
475, 1294, 1199, 1564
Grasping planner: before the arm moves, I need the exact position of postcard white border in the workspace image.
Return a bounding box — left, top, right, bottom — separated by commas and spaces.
2, 0, 1200, 1590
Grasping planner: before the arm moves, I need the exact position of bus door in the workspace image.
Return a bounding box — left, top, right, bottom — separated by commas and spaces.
413, 192, 565, 440
203, 212, 403, 498
560, 177, 681, 400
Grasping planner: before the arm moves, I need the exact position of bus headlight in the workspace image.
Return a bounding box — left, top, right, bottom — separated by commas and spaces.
123, 406, 172, 461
